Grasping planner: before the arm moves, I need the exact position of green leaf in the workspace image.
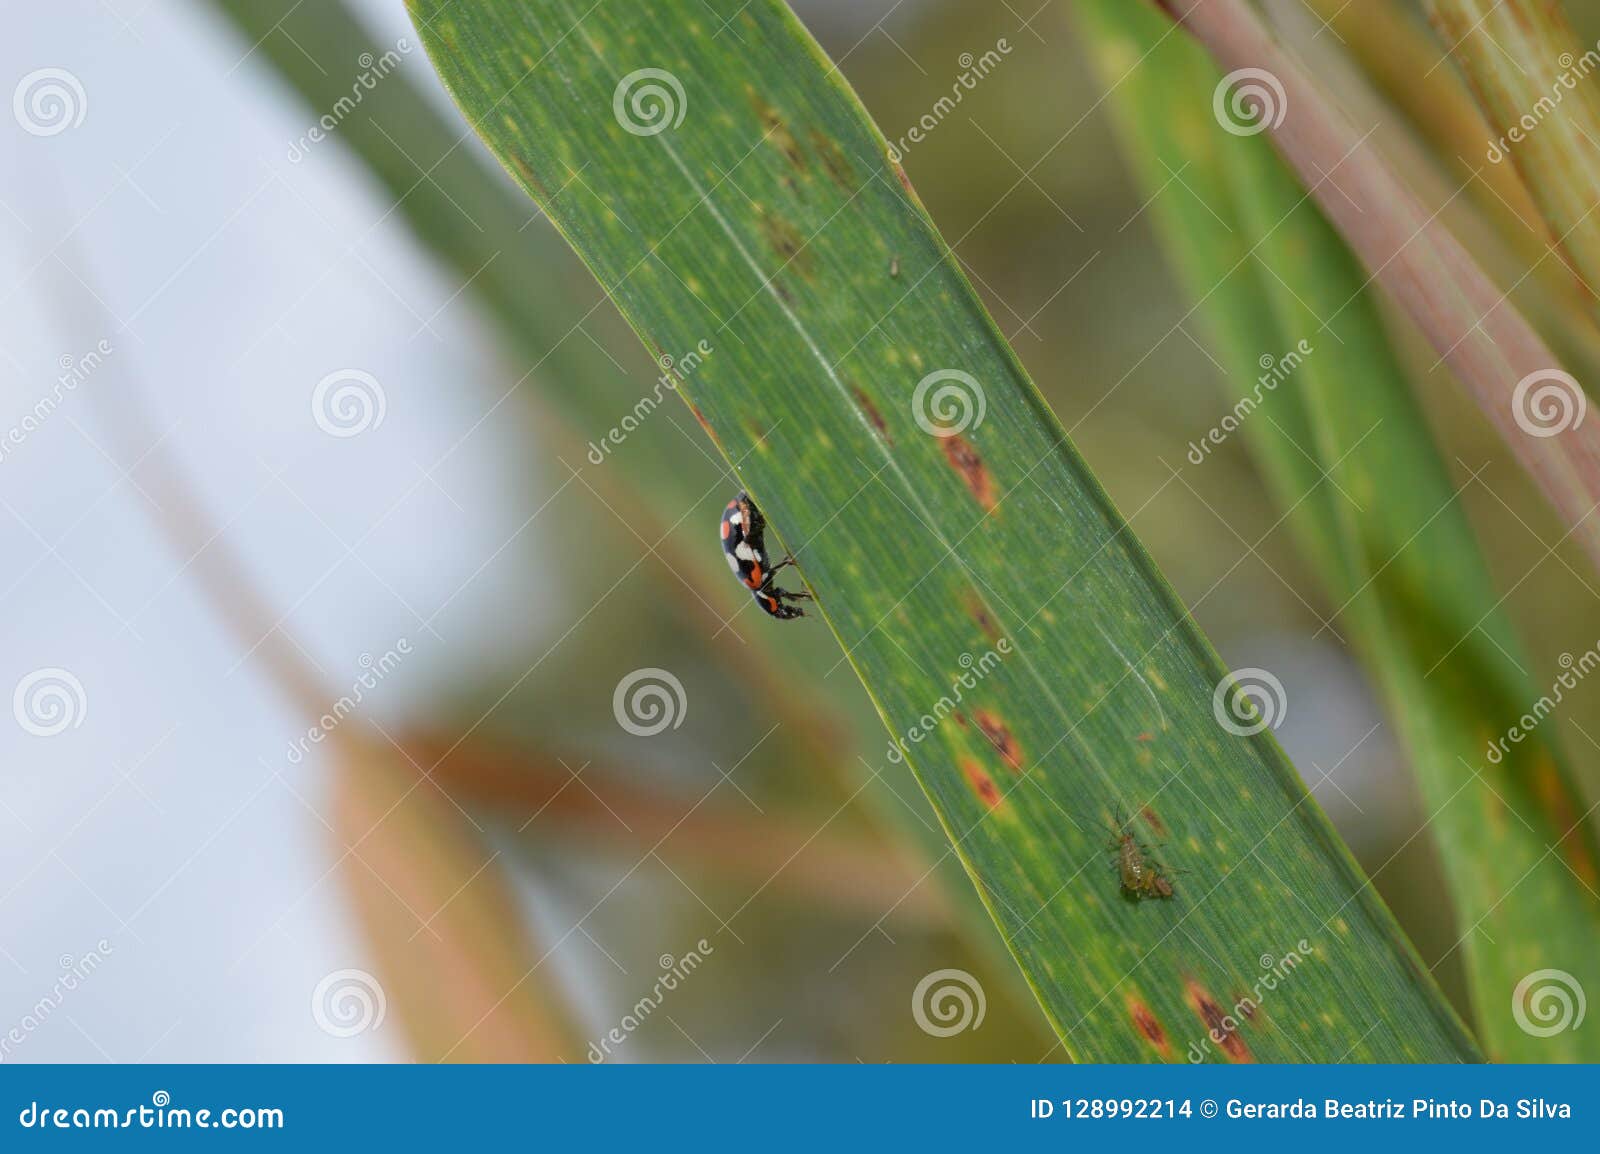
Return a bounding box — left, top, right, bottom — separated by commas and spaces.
1077, 0, 1600, 1061
1425, 0, 1600, 320
404, 0, 1481, 1061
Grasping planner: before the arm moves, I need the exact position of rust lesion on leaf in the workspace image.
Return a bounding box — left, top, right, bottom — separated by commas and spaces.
851, 384, 891, 443
1126, 996, 1171, 1057
689, 402, 719, 447
941, 434, 997, 511
759, 213, 816, 281
1186, 979, 1253, 1063
749, 90, 805, 170
808, 129, 856, 190
973, 708, 1022, 773
961, 757, 1003, 810
964, 589, 1001, 643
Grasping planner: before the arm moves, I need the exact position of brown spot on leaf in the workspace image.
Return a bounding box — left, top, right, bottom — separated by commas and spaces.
965, 591, 1001, 643
941, 435, 997, 510
750, 92, 805, 170
1186, 980, 1253, 1063
852, 385, 891, 442
690, 403, 719, 447
1140, 807, 1166, 836
808, 129, 855, 189
1135, 731, 1154, 743
1127, 997, 1170, 1056
952, 710, 969, 729
962, 758, 1002, 810
760, 214, 814, 280
1533, 753, 1600, 887
973, 709, 1022, 773
509, 154, 549, 200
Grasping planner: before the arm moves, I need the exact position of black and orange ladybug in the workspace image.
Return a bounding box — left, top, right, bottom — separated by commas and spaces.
720, 491, 811, 620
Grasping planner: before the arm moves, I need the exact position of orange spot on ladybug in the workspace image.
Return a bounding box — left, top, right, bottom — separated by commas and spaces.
962, 758, 1002, 810
973, 709, 1022, 773
1186, 980, 1253, 1063
1140, 807, 1166, 836
941, 435, 997, 511
852, 385, 891, 443
748, 564, 763, 587
720, 520, 731, 540
1127, 997, 1170, 1056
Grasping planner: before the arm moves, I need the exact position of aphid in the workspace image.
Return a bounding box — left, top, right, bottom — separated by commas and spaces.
889, 255, 900, 278
720, 491, 812, 620
1106, 813, 1176, 900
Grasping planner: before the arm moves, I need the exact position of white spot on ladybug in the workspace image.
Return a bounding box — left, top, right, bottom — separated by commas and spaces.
728, 511, 742, 526
735, 542, 757, 562
725, 552, 741, 572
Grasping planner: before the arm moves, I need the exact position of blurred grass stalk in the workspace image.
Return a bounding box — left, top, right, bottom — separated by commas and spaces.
1424, 0, 1600, 314
1157, 0, 1600, 581
1079, 0, 1600, 1060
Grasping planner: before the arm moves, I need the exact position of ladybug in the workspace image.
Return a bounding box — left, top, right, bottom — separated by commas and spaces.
720, 491, 811, 619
